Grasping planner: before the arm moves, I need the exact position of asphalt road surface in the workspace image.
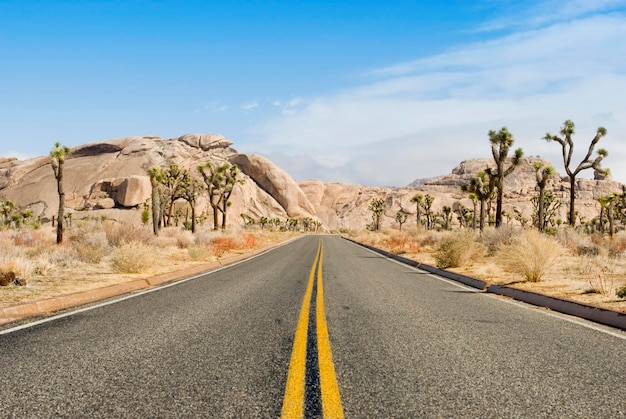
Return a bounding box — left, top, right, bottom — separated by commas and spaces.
1, 235, 625, 418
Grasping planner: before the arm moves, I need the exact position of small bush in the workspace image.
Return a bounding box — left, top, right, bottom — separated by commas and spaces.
187, 244, 211, 261
70, 228, 110, 264
479, 226, 520, 255
498, 230, 560, 282
110, 242, 157, 273
104, 221, 153, 247
616, 286, 626, 299
243, 233, 257, 249
1, 257, 35, 279
212, 237, 236, 258
434, 231, 481, 269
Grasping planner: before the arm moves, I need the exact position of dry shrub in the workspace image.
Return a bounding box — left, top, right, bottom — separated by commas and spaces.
416, 230, 440, 248
187, 244, 212, 261
69, 227, 110, 264
479, 226, 521, 255
577, 256, 617, 295
33, 253, 55, 276
212, 237, 236, 258
243, 233, 257, 249
103, 221, 153, 247
110, 242, 157, 273
435, 230, 483, 269
608, 231, 626, 256
11, 229, 38, 247
1, 257, 35, 278
158, 227, 195, 249
194, 230, 213, 246
497, 230, 560, 282
385, 231, 410, 254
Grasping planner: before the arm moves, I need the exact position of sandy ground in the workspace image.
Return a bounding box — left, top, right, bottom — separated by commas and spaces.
1, 231, 625, 315
0, 232, 292, 309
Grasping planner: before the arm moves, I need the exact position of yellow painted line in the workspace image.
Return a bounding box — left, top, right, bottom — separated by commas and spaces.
281, 241, 321, 418
316, 245, 345, 419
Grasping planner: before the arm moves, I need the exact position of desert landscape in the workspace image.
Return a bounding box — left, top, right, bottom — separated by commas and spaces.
1, 133, 625, 316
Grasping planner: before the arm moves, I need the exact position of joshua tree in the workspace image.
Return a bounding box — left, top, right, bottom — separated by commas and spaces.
468, 193, 478, 229
50, 142, 71, 244
441, 205, 453, 230
462, 170, 496, 231
598, 193, 618, 237
421, 194, 435, 230
410, 193, 423, 228
368, 198, 385, 231
161, 164, 185, 227
218, 163, 244, 230
488, 127, 523, 227
179, 169, 204, 233
395, 210, 408, 231
198, 161, 225, 230
198, 161, 243, 230
1, 199, 16, 226
147, 166, 164, 235
544, 120, 608, 226
534, 162, 556, 232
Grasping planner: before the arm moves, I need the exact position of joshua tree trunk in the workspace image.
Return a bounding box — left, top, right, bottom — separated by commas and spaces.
538, 186, 546, 232
56, 167, 65, 244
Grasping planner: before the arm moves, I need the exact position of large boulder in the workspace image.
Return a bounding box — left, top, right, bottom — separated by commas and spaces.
176, 134, 233, 151
116, 176, 152, 207
231, 154, 316, 219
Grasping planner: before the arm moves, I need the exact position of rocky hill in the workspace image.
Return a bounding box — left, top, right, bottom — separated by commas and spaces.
1, 135, 623, 231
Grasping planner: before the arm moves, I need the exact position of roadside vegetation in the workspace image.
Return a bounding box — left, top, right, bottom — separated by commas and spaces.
1, 120, 625, 315
0, 217, 302, 308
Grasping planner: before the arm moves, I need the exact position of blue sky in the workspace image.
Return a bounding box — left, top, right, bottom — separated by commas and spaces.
1, 0, 625, 186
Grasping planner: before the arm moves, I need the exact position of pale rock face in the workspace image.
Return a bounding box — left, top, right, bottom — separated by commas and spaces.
95, 198, 116, 210
1, 135, 624, 231
116, 176, 152, 207
231, 154, 316, 219
176, 133, 233, 151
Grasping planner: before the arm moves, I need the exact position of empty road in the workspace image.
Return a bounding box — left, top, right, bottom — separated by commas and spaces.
1, 235, 625, 418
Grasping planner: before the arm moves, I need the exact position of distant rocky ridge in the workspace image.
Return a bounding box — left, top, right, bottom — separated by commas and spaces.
1, 135, 623, 231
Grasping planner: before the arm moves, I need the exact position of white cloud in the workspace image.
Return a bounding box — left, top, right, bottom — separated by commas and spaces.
475, 0, 626, 32
196, 100, 228, 113
256, 13, 626, 186
241, 101, 259, 111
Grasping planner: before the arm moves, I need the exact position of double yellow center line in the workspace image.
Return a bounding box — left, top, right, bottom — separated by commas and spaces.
281, 241, 344, 418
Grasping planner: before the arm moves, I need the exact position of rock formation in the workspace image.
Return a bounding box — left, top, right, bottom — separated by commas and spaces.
1, 136, 623, 232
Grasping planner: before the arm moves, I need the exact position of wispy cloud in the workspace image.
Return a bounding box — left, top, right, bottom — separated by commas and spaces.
255, 11, 626, 186
475, 0, 626, 32
195, 100, 228, 113
241, 101, 259, 111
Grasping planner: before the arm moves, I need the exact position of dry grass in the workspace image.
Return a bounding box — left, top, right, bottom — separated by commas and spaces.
344, 227, 626, 313
109, 242, 159, 274
497, 230, 561, 282
435, 230, 484, 269
0, 222, 298, 308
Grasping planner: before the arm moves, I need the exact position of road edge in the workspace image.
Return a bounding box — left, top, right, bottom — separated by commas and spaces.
343, 237, 626, 332
0, 237, 295, 327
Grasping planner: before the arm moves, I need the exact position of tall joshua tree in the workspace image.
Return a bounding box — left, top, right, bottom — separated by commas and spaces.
462, 170, 496, 231
368, 198, 385, 231
147, 166, 164, 236
218, 163, 244, 230
489, 127, 523, 227
544, 120, 608, 226
50, 142, 71, 244
534, 162, 556, 232
179, 169, 204, 233
410, 193, 423, 228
